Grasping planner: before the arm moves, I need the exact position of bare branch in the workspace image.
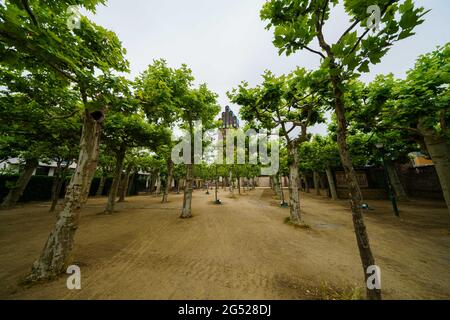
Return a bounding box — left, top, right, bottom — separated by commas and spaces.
305, 46, 326, 59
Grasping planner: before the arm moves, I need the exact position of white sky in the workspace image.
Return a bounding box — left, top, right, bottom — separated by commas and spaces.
86, 0, 450, 135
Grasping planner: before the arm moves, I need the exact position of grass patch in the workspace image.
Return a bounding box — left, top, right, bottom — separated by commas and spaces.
284, 217, 311, 229
316, 281, 364, 300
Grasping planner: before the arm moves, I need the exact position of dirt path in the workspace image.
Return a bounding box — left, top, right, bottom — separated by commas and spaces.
0, 188, 449, 299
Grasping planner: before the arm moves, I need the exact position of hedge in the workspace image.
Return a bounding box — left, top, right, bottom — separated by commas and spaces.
0, 174, 144, 204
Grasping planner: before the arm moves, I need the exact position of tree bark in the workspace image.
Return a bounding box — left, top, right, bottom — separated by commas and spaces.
1, 158, 38, 209
118, 163, 132, 202
304, 175, 310, 193
229, 171, 235, 197
385, 162, 409, 202
49, 160, 62, 213
105, 147, 125, 214
50, 161, 70, 213
154, 172, 161, 195
313, 171, 320, 196
273, 174, 282, 198
181, 121, 194, 218
314, 18, 380, 298
279, 174, 286, 204
180, 163, 193, 218
332, 74, 380, 300
287, 142, 302, 224
127, 171, 135, 196
162, 159, 174, 203
215, 177, 218, 202
419, 123, 450, 213
148, 171, 157, 194
237, 176, 241, 194
28, 110, 102, 281
326, 167, 338, 200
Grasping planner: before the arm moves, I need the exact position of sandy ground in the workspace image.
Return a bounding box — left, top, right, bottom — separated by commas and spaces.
0, 187, 449, 300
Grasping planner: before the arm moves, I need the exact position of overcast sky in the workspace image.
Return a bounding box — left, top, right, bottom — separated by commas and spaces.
86, 0, 449, 135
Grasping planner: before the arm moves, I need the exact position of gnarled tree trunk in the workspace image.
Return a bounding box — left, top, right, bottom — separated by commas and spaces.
28, 110, 102, 281
104, 147, 125, 214
1, 158, 38, 209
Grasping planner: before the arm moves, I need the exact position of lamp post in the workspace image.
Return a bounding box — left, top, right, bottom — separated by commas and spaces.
375, 143, 399, 217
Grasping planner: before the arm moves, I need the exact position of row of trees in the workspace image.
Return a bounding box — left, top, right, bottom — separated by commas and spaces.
1, 0, 447, 301
0, 1, 224, 282
227, 0, 438, 300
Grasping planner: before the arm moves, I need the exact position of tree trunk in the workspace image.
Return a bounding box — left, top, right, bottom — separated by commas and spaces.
215, 177, 218, 202
304, 175, 310, 193
105, 148, 125, 214
181, 121, 194, 218
28, 110, 102, 281
127, 171, 135, 196
49, 160, 62, 213
279, 175, 286, 204
287, 142, 302, 224
1, 158, 39, 209
155, 173, 161, 196
50, 161, 69, 213
181, 163, 193, 218
229, 171, 235, 197
313, 171, 320, 196
326, 167, 338, 200
118, 164, 132, 202
273, 174, 282, 198
237, 176, 241, 194
162, 159, 174, 203
149, 171, 156, 194
332, 75, 381, 300
385, 162, 409, 202
419, 123, 450, 213
96, 175, 106, 197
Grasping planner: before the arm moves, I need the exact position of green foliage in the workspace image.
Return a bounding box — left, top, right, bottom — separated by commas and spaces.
261, 0, 427, 76
299, 134, 340, 171
0, 65, 82, 163
228, 68, 326, 142
0, 0, 128, 84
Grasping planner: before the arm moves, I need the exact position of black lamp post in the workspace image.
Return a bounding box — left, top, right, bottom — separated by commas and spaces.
376, 143, 399, 217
